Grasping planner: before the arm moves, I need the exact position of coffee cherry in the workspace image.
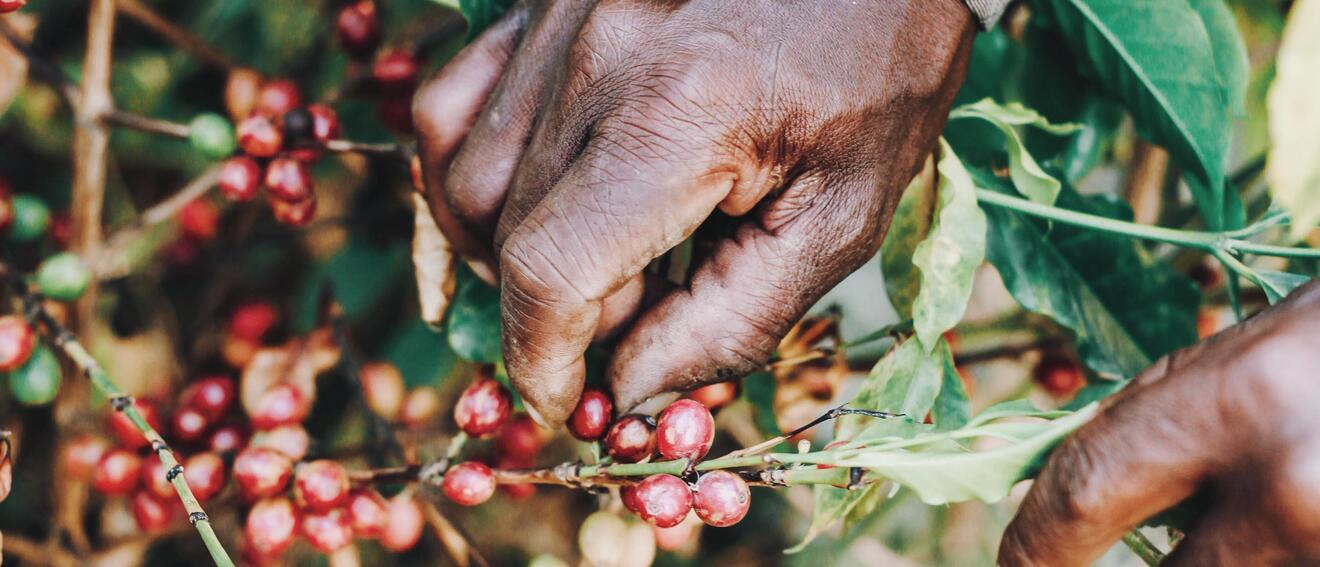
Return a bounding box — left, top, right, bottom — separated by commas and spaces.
497, 414, 548, 461
8, 345, 59, 406
0, 0, 27, 14
246, 497, 299, 558
181, 376, 235, 421
301, 507, 354, 553
359, 362, 405, 421
442, 461, 495, 506
282, 108, 315, 147
495, 455, 535, 500
0, 316, 33, 371
373, 48, 419, 92
307, 104, 341, 144
188, 113, 237, 159
179, 199, 219, 241
293, 459, 349, 512
651, 514, 699, 552
336, 0, 380, 59
236, 114, 284, 158
623, 520, 658, 567
225, 69, 264, 121
692, 470, 750, 527
218, 156, 262, 202
62, 433, 109, 480
255, 79, 303, 119
35, 252, 90, 301
381, 493, 425, 552
656, 399, 715, 461
109, 398, 163, 449
400, 387, 441, 429
0, 197, 13, 235
249, 383, 310, 430
268, 194, 317, 227
376, 96, 414, 133
567, 389, 613, 441
345, 489, 388, 538
689, 382, 737, 411
229, 301, 277, 343
141, 454, 176, 499
263, 157, 313, 202
578, 511, 628, 567
605, 414, 656, 463
92, 448, 143, 495
632, 474, 692, 528
1034, 354, 1085, 397
9, 194, 50, 242
249, 424, 309, 461
183, 452, 227, 502
132, 490, 178, 532
171, 406, 210, 442
454, 378, 513, 437
208, 423, 248, 454
233, 447, 293, 499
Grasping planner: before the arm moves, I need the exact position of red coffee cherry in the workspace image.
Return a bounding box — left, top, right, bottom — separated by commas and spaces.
620, 485, 643, 515
605, 414, 656, 463
62, 433, 109, 480
567, 389, 613, 441
229, 301, 277, 343
141, 454, 176, 499
632, 474, 693, 528
381, 493, 425, 552
246, 497, 299, 558
497, 414, 548, 461
254, 79, 303, 119
293, 459, 350, 512
181, 375, 235, 422
263, 157, 313, 203
179, 199, 219, 241
233, 447, 293, 500
236, 114, 284, 158
1034, 354, 1085, 397
442, 461, 495, 506
249, 424, 310, 461
0, 315, 35, 371
171, 406, 211, 443
373, 48, 419, 92
345, 489, 388, 538
0, 0, 28, 14
496, 455, 535, 500
249, 383, 310, 430
336, 0, 380, 59
359, 362, 405, 422
688, 382, 737, 411
218, 156, 262, 202
132, 490, 178, 532
92, 448, 143, 495
307, 104, 341, 144
268, 194, 317, 227
692, 470, 751, 527
109, 399, 163, 449
453, 378, 513, 437
400, 388, 441, 429
183, 452, 227, 502
655, 399, 715, 461
301, 508, 354, 553
208, 423, 248, 454
375, 96, 414, 133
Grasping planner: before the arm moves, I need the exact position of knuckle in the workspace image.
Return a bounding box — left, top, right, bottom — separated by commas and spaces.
499, 232, 588, 307
1040, 436, 1112, 527
1270, 450, 1320, 547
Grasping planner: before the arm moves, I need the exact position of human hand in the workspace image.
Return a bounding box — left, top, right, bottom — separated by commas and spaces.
414, 0, 976, 425
999, 280, 1320, 566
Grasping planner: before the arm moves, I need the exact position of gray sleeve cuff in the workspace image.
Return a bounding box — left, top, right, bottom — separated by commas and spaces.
962, 0, 1012, 29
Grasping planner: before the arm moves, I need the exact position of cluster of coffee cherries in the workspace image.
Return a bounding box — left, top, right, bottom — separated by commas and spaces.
0, 315, 60, 406
0, 178, 93, 302
332, 0, 423, 133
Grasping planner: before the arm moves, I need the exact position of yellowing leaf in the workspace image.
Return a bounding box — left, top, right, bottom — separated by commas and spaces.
1267, 0, 1320, 240
412, 194, 457, 328
911, 141, 986, 351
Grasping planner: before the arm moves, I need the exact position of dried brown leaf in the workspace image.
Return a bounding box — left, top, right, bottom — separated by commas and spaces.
772, 317, 848, 433
411, 194, 456, 327
240, 329, 341, 416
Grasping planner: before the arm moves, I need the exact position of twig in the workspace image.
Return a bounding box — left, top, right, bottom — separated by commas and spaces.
420, 497, 490, 567
0, 19, 81, 109
0, 265, 236, 567
325, 139, 412, 161
101, 108, 191, 139
91, 166, 223, 281
719, 404, 903, 460
114, 0, 236, 70
953, 338, 1060, 366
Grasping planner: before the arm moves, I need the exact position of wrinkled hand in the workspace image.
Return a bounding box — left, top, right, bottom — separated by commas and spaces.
414, 0, 975, 425
1000, 280, 1320, 566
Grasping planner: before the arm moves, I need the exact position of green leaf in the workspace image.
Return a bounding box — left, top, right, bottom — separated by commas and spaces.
384, 320, 458, 388
1266, 0, 1320, 240
1030, 0, 1235, 228
932, 352, 971, 432
949, 99, 1080, 205
446, 266, 502, 363
1253, 270, 1313, 305
911, 141, 987, 350
430, 0, 514, 39
1190, 0, 1250, 114
965, 399, 1073, 428
880, 169, 937, 320
295, 232, 409, 332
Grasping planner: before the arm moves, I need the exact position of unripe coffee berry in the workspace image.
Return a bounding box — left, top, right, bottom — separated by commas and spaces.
345, 489, 388, 538
184, 452, 227, 502
655, 399, 714, 461
218, 156, 262, 202
236, 114, 284, 158
359, 362, 405, 421
293, 459, 350, 512
225, 68, 263, 121
180, 375, 235, 421
92, 448, 143, 495
248, 383, 310, 430
381, 493, 425, 552
109, 398, 163, 449
336, 0, 380, 59
301, 508, 354, 553
255, 79, 303, 119
245, 497, 299, 557
400, 387, 441, 429
8, 345, 59, 406
8, 194, 50, 242
0, 316, 34, 372
632, 474, 692, 528
263, 157, 313, 203
233, 447, 293, 499
605, 414, 656, 463
567, 389, 612, 441
442, 461, 495, 506
577, 511, 628, 567
188, 113, 237, 159
692, 470, 751, 527
35, 253, 91, 301
453, 378, 513, 437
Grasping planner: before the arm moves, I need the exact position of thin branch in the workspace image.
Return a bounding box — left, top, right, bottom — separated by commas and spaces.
102, 109, 190, 139
91, 166, 223, 281
325, 139, 411, 161
114, 0, 236, 70
0, 19, 81, 109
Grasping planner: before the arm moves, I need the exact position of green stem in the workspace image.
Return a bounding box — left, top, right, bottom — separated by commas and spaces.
1122, 530, 1165, 567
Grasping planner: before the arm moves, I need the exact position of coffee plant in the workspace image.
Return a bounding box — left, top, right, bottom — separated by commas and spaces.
0, 0, 1317, 565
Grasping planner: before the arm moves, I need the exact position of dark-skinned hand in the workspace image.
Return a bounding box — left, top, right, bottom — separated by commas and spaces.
1000, 279, 1320, 566
413, 0, 976, 426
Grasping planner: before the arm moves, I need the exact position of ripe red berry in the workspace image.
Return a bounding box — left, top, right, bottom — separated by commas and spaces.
373, 49, 419, 92
345, 489, 388, 538
255, 79, 303, 119
109, 399, 163, 449
249, 383, 310, 430
301, 507, 354, 553
268, 194, 317, 227
655, 399, 714, 461
605, 414, 656, 463
381, 493, 425, 552
0, 315, 34, 371
307, 104, 341, 144
92, 448, 143, 495
442, 461, 495, 506
263, 157, 313, 203
359, 362, 405, 422
183, 452, 227, 502
293, 459, 350, 512
249, 424, 309, 461
181, 376, 235, 422
497, 414, 548, 461
495, 455, 535, 500
454, 378, 513, 437
246, 497, 299, 558
692, 470, 751, 527
141, 454, 176, 499
620, 485, 644, 515
375, 96, 414, 133
62, 433, 109, 480
400, 388, 441, 429
179, 199, 219, 241
171, 406, 211, 442
229, 301, 277, 343
236, 114, 284, 158
567, 389, 613, 441
233, 447, 293, 500
689, 382, 737, 411
1034, 354, 1085, 397
336, 0, 380, 59
208, 423, 248, 454
218, 156, 262, 202
132, 490, 178, 532
632, 474, 693, 528
0, 0, 27, 13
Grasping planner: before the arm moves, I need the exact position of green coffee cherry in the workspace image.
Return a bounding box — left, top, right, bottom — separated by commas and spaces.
35, 252, 91, 301
8, 195, 50, 242
9, 346, 60, 406
189, 113, 237, 159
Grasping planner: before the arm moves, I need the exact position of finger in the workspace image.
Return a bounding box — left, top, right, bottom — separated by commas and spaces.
414, 5, 529, 275
499, 132, 736, 426
606, 171, 890, 409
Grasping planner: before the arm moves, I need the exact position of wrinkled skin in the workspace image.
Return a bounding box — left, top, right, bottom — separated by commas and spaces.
1001, 280, 1320, 566
414, 0, 976, 425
